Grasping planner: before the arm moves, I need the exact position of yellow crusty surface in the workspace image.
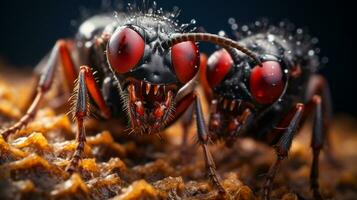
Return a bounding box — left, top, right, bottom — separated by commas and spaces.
0, 70, 357, 200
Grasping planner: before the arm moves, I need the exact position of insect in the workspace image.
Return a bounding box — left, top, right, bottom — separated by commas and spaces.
0, 2, 260, 196
201, 20, 333, 199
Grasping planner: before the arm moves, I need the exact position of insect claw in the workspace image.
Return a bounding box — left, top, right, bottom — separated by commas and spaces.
153, 85, 160, 95
145, 83, 151, 95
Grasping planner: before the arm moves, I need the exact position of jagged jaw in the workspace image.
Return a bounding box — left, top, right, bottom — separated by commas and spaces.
208, 97, 253, 139
122, 79, 177, 134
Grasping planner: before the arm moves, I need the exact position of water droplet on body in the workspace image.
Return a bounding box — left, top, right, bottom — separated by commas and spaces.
218, 30, 226, 37
268, 34, 275, 42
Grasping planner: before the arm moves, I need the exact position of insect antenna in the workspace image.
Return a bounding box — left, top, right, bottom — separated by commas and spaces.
162, 33, 261, 64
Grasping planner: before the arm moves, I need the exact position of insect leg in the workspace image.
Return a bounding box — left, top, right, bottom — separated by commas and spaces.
305, 75, 336, 163
79, 66, 111, 119
180, 53, 210, 151
263, 103, 304, 200
309, 95, 324, 200
58, 40, 78, 92
25, 40, 77, 108
194, 93, 226, 195
1, 40, 77, 140
66, 66, 88, 173
180, 105, 193, 156
303, 75, 334, 200
66, 66, 110, 172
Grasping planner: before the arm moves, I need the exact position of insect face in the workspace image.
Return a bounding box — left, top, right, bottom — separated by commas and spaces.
106, 15, 199, 133
207, 49, 287, 138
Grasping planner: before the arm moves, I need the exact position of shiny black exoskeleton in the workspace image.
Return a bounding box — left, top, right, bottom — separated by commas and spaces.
1, 3, 266, 198
75, 11, 199, 127
205, 20, 332, 199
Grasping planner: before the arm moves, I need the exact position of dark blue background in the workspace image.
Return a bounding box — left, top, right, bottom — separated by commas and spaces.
0, 0, 354, 116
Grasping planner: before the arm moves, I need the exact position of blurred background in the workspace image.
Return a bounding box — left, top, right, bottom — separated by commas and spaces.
0, 0, 355, 116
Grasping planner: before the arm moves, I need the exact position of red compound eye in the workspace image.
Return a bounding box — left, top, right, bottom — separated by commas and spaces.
107, 27, 145, 74
206, 49, 233, 88
250, 61, 285, 104
172, 41, 200, 83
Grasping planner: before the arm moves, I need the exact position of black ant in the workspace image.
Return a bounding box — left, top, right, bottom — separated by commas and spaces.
0, 2, 261, 197
202, 20, 333, 199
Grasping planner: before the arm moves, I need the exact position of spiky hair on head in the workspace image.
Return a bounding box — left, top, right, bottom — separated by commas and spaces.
229, 18, 325, 71
117, 1, 198, 33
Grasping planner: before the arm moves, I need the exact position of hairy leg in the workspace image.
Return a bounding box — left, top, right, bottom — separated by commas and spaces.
1, 40, 77, 140
194, 94, 226, 195
263, 103, 305, 200
66, 66, 111, 172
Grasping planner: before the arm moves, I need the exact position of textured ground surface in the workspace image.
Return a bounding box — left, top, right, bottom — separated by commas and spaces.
0, 69, 357, 200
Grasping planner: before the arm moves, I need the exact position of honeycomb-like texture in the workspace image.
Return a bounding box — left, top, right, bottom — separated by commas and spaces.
0, 74, 357, 200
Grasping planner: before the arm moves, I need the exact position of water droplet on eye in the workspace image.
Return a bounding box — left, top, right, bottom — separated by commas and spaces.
296, 41, 301, 46
190, 19, 196, 25
296, 28, 303, 34
284, 69, 288, 74
218, 30, 226, 37
308, 50, 315, 56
